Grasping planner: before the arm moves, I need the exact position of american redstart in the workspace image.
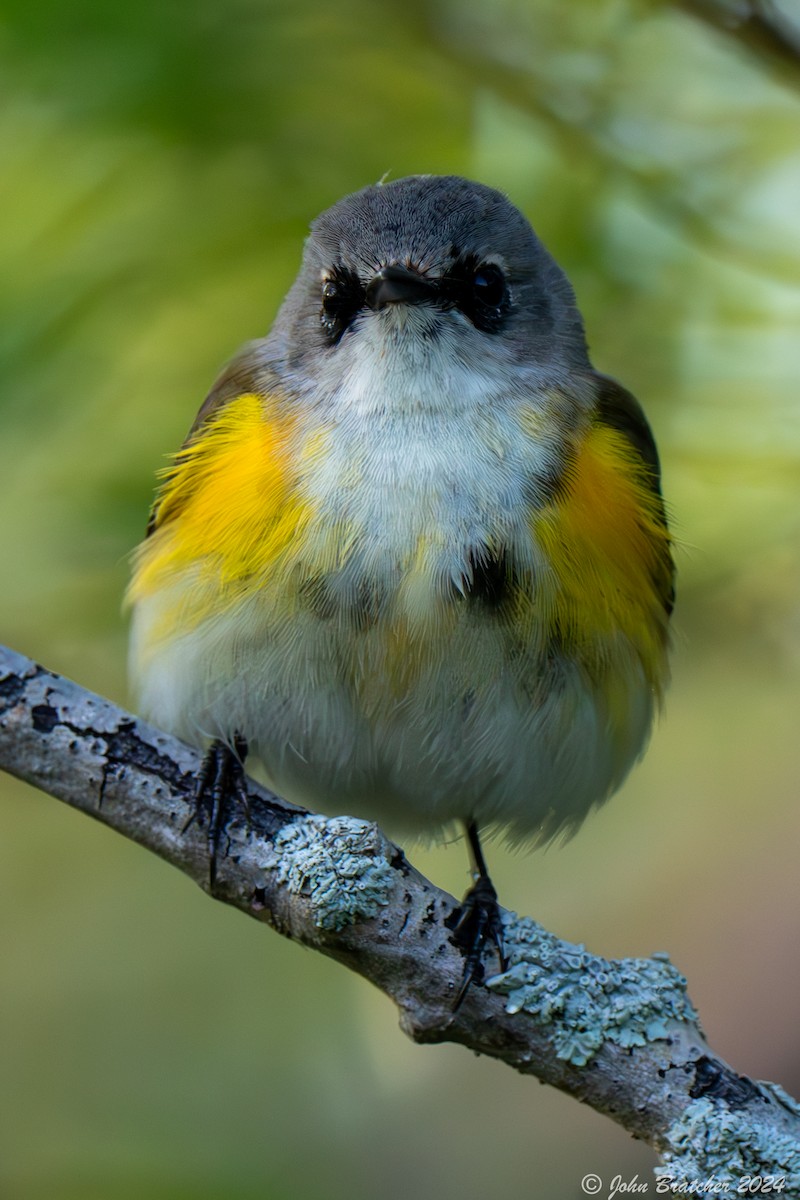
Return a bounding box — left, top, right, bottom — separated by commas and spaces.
128, 175, 673, 991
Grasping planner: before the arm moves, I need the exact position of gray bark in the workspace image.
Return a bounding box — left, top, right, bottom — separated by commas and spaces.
1, 642, 798, 1185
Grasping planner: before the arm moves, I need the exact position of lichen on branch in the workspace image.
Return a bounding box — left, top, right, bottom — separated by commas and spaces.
1, 641, 799, 1180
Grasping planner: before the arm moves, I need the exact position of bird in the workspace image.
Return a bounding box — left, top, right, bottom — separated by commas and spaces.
127, 174, 674, 996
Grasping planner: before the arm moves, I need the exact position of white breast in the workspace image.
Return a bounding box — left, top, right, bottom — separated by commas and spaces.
131, 312, 651, 846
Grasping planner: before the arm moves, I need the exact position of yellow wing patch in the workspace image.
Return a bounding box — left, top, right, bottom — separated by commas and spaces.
128, 393, 315, 625
534, 421, 672, 691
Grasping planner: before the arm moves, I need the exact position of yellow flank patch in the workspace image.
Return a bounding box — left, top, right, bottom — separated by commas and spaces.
533, 421, 672, 690
128, 393, 315, 625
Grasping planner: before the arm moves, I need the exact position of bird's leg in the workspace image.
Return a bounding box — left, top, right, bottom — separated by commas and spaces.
182, 733, 249, 887
445, 821, 507, 1008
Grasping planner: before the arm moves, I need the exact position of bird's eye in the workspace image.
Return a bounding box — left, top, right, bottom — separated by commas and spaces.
322, 280, 339, 310
320, 266, 365, 344
472, 263, 507, 309
441, 255, 509, 333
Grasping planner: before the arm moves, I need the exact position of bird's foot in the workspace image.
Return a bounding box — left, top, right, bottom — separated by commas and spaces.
445, 872, 506, 1009
182, 733, 249, 887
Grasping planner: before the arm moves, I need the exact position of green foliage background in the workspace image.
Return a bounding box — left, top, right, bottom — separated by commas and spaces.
1, 2, 799, 1196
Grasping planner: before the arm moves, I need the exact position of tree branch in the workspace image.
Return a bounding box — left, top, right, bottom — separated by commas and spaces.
1, 642, 799, 1183
676, 0, 800, 87
403, 0, 800, 283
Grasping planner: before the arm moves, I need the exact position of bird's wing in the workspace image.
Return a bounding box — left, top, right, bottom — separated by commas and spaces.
590, 372, 675, 619
146, 344, 272, 536
129, 353, 312, 620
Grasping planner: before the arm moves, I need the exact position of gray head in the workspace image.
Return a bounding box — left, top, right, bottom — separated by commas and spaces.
269, 175, 590, 394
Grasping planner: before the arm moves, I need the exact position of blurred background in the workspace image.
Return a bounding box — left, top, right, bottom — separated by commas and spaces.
1, 0, 799, 1196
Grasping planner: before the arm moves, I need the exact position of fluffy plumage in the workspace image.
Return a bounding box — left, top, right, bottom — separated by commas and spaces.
128, 175, 673, 848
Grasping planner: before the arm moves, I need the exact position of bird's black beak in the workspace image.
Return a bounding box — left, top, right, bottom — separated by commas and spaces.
365, 264, 438, 310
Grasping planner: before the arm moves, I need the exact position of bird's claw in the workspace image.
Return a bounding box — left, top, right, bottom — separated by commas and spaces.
446, 872, 507, 1009
183, 734, 249, 887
